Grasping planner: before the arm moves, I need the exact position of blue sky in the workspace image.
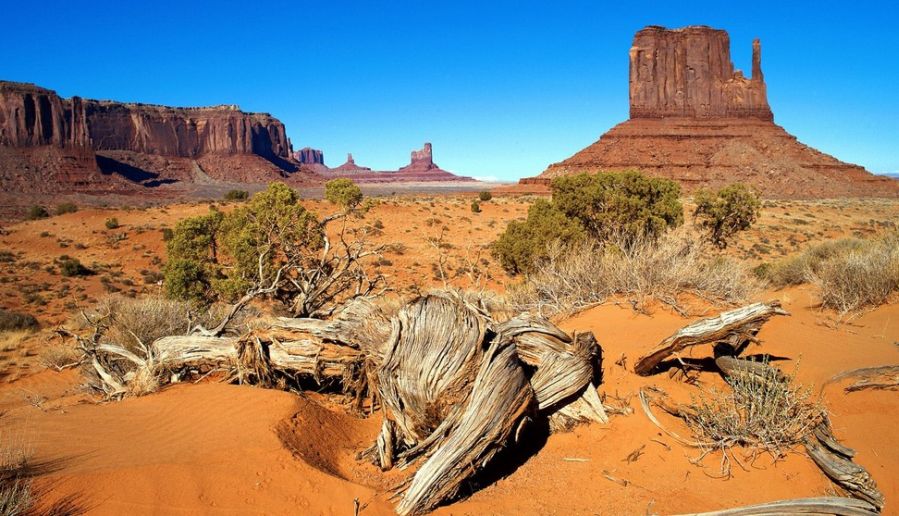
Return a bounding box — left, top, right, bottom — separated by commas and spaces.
4, 0, 897, 181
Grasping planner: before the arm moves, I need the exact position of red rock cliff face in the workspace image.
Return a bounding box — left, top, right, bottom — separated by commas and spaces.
0, 81, 292, 160
629, 26, 772, 120
83, 101, 291, 159
0, 82, 90, 148
522, 26, 899, 198
293, 147, 324, 165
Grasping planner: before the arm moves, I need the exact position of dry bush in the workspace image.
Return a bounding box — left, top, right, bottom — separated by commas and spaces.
684, 361, 824, 467
509, 228, 757, 317
761, 232, 899, 313
40, 338, 81, 371
95, 296, 195, 353
0, 438, 82, 515
812, 234, 899, 313
761, 237, 867, 287
0, 309, 38, 332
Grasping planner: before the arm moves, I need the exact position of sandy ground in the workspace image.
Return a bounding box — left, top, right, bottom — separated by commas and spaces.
0, 195, 897, 514
0, 286, 895, 514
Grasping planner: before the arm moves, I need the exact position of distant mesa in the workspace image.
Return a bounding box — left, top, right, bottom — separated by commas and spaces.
0, 81, 473, 194
0, 80, 312, 193
522, 25, 898, 198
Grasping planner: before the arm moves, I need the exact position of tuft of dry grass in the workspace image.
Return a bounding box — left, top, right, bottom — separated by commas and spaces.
684, 360, 824, 464
509, 228, 757, 317
812, 234, 899, 313
761, 231, 899, 313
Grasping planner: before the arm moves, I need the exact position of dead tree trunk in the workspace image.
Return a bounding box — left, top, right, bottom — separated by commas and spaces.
633, 301, 788, 376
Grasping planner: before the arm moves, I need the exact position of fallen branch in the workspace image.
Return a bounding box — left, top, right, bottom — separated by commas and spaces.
674, 496, 879, 516
633, 301, 787, 376
826, 365, 899, 393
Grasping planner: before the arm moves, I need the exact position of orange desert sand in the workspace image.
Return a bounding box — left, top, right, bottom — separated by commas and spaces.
0, 194, 897, 515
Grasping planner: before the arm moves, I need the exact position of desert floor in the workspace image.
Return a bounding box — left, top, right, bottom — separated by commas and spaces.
0, 194, 897, 514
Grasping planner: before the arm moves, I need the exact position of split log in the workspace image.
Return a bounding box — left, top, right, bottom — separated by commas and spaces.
674, 496, 879, 516
363, 292, 605, 514
633, 301, 788, 376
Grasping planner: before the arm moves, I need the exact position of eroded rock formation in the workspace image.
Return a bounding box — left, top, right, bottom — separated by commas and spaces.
0, 81, 301, 192
400, 142, 436, 171
332, 153, 372, 173
326, 143, 473, 183
293, 147, 324, 166
629, 26, 771, 120
522, 26, 898, 198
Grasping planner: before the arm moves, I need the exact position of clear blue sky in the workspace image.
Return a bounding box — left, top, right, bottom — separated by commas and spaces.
4, 0, 897, 181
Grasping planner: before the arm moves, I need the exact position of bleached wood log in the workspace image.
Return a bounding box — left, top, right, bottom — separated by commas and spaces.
633, 301, 788, 376
396, 339, 533, 516
674, 496, 878, 516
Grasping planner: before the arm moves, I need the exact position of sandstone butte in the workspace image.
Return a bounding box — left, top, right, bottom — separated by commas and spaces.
520, 25, 899, 198
317, 142, 474, 182
0, 81, 473, 194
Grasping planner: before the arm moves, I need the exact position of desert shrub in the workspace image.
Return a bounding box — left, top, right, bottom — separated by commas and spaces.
551, 171, 683, 242
58, 257, 92, 277
684, 361, 824, 461
759, 234, 899, 313
693, 183, 761, 248
104, 217, 120, 230
812, 233, 899, 313
493, 171, 683, 274
27, 206, 49, 220
470, 200, 481, 213
509, 228, 756, 317
0, 309, 39, 332
223, 189, 249, 201
164, 182, 375, 317
55, 203, 78, 215
478, 191, 493, 201
160, 227, 174, 241
493, 199, 586, 274
98, 295, 200, 353
325, 178, 363, 209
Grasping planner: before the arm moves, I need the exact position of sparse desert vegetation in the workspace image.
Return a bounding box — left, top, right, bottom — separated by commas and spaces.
0, 184, 897, 514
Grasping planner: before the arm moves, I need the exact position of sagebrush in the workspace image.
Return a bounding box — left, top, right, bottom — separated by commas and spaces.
508, 228, 756, 317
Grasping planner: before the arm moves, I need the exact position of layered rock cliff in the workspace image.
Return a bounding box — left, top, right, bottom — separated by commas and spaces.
293, 147, 324, 165
0, 81, 299, 192
629, 26, 772, 120
524, 26, 898, 198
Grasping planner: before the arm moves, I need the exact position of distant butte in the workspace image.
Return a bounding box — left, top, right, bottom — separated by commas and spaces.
303, 143, 474, 183
521, 25, 898, 198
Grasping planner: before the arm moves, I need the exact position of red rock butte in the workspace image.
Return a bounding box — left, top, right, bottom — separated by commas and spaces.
310, 143, 474, 183
521, 25, 899, 198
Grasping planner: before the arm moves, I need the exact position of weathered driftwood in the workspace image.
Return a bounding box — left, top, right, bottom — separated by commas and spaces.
826, 365, 899, 393
633, 301, 788, 376
674, 496, 879, 516
805, 436, 884, 511
361, 292, 605, 515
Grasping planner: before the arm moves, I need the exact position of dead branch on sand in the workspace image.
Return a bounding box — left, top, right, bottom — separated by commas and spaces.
674, 496, 879, 516
826, 365, 899, 392
633, 301, 788, 376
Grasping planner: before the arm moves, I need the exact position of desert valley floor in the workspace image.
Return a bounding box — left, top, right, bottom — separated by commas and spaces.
0, 193, 897, 514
